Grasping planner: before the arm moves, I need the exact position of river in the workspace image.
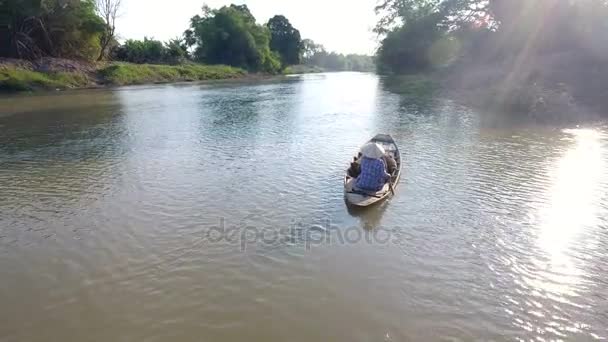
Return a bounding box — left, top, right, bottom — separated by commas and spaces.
1, 72, 607, 341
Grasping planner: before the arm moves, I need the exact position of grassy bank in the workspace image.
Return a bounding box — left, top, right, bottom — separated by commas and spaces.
0, 60, 248, 92
98, 63, 246, 86
0, 68, 92, 91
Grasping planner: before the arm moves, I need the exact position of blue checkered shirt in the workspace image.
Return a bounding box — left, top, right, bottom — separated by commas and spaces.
356, 157, 389, 191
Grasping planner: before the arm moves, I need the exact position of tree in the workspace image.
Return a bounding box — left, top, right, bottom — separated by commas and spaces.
376, 12, 446, 73
301, 39, 324, 61
0, 0, 46, 58
373, 0, 496, 73
44, 0, 106, 59
374, 0, 608, 73
267, 15, 302, 66
95, 0, 121, 60
164, 37, 188, 64
186, 4, 280, 72
0, 0, 105, 60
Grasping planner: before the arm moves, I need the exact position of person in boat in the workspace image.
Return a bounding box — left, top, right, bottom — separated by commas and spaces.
356, 143, 391, 192
350, 151, 396, 178
383, 153, 397, 175
349, 152, 363, 178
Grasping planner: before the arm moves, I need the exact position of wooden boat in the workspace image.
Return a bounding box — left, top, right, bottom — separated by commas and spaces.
344, 134, 402, 207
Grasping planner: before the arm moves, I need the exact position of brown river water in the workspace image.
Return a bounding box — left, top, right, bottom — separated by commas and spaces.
1, 73, 607, 341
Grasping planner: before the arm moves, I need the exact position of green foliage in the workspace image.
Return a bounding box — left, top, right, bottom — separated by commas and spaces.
374, 0, 442, 35
375, 0, 608, 73
98, 63, 246, 85
112, 37, 190, 64
267, 15, 302, 66
0, 0, 44, 58
44, 0, 105, 59
376, 13, 448, 74
343, 54, 375, 72
0, 67, 90, 91
186, 4, 281, 73
113, 37, 164, 64
164, 38, 189, 64
301, 39, 324, 60
0, 0, 105, 60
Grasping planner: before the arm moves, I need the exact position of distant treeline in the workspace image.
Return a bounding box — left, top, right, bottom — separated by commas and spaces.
301, 39, 374, 72
1, 1, 373, 74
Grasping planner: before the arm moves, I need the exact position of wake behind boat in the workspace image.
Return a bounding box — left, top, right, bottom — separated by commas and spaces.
344, 134, 402, 207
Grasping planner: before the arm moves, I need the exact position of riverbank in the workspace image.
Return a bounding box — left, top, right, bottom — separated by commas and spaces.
282, 65, 325, 75
0, 58, 247, 92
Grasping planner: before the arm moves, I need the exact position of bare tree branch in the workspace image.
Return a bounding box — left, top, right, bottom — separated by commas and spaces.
96, 0, 121, 60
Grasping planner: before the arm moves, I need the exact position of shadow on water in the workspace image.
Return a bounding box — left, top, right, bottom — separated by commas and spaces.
0, 91, 130, 238
1, 72, 608, 342
0, 93, 131, 172
201, 78, 304, 141
346, 200, 391, 231
379, 75, 440, 116
0, 91, 127, 158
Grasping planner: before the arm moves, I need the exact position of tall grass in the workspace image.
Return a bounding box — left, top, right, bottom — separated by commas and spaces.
0, 68, 91, 91
98, 63, 247, 85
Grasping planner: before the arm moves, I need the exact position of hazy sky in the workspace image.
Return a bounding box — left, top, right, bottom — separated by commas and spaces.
116, 0, 380, 55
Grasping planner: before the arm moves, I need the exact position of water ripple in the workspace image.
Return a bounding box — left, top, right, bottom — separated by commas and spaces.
0, 75, 607, 341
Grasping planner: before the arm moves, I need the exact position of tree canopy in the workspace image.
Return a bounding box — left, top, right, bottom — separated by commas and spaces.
267, 15, 302, 66
1, 0, 370, 75
375, 0, 608, 73
185, 4, 281, 72
0, 0, 105, 60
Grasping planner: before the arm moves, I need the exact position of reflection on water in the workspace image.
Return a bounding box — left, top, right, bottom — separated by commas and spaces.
347, 201, 391, 231
535, 129, 605, 295
1, 73, 608, 341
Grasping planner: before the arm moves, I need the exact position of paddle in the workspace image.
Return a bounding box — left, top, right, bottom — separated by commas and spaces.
388, 169, 398, 196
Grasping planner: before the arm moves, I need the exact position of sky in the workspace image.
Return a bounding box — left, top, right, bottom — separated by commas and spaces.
116, 0, 380, 55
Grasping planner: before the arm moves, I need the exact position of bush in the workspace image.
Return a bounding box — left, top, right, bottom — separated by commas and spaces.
113, 38, 165, 64
111, 37, 190, 65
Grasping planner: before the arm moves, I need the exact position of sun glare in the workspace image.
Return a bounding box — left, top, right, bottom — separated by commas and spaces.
533, 128, 605, 295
